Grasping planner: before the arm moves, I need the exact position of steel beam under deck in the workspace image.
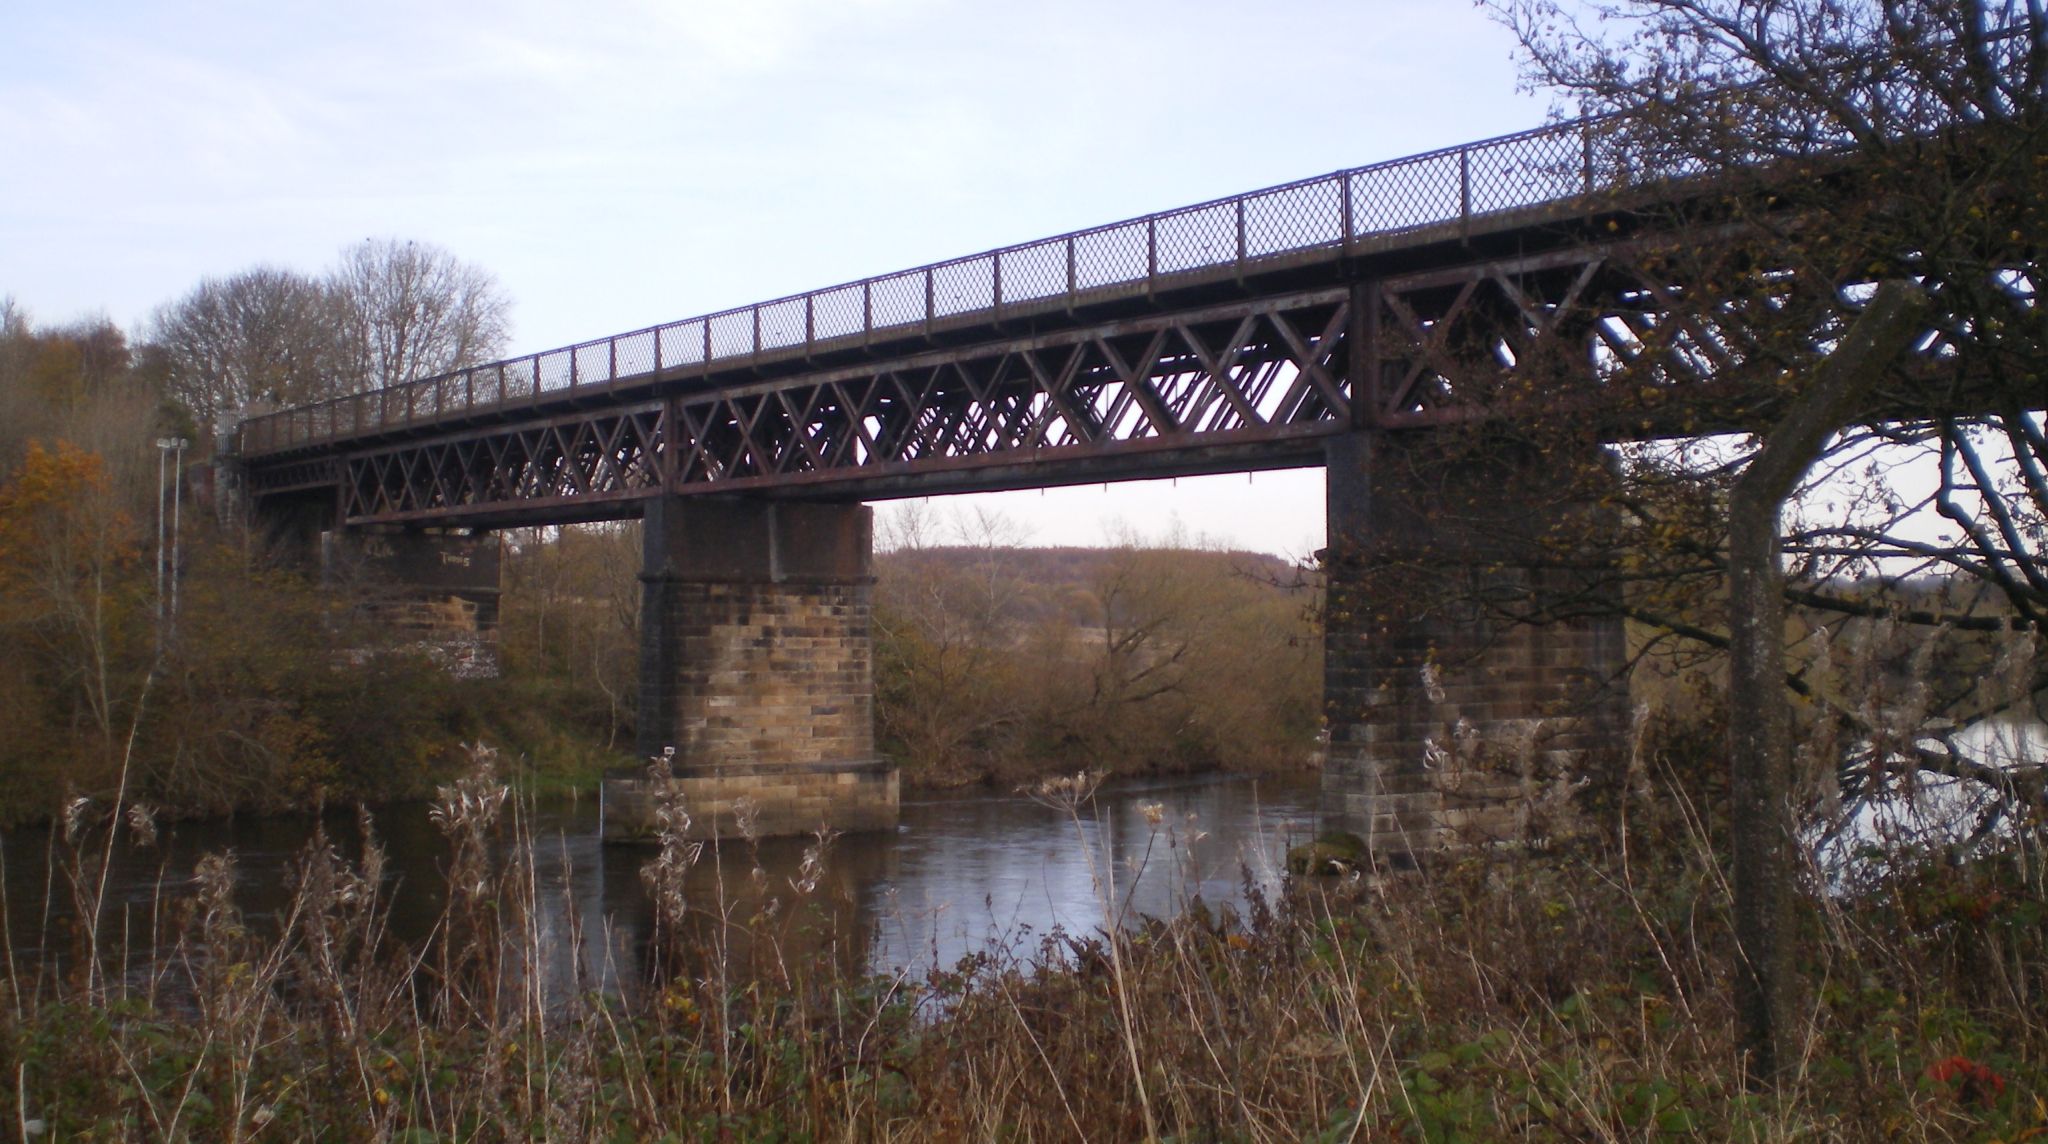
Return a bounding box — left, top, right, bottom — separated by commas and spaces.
332, 289, 1355, 527
246, 230, 1975, 529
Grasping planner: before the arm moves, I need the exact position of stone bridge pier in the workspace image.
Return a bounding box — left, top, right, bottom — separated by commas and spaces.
320, 527, 505, 678
603, 495, 898, 842
1322, 432, 1629, 860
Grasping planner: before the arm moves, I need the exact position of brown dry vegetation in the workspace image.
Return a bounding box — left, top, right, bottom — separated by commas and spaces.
2, 735, 2043, 1141
0, 303, 1318, 825
875, 537, 1322, 789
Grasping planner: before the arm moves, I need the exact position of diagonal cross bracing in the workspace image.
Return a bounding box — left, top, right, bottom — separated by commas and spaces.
332, 292, 1356, 525
256, 230, 1965, 528
237, 107, 1694, 460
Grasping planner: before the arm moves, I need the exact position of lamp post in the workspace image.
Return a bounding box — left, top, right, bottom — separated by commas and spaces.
154, 437, 189, 644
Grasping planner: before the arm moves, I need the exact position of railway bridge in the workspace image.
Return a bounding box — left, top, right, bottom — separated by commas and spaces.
228, 113, 1924, 850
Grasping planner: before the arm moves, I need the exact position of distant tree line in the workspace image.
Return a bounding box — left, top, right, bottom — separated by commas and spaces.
872, 507, 1323, 786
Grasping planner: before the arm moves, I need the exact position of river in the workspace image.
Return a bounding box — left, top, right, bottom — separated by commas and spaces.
0, 771, 1322, 994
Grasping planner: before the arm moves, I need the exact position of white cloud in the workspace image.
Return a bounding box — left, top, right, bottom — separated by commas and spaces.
2, 0, 1547, 552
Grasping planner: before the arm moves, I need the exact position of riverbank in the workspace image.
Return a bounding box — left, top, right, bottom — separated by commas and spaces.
893, 745, 1323, 795
4, 756, 2041, 1139
0, 768, 1323, 987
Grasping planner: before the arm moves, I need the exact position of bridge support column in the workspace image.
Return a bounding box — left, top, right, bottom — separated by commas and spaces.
606, 496, 896, 842
1322, 432, 1628, 860
321, 528, 503, 678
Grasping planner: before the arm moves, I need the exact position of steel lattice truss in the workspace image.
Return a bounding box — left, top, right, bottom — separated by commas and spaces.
674, 291, 1353, 486
235, 112, 1636, 459
285, 240, 1937, 527
336, 291, 1355, 525
343, 406, 670, 522
1361, 242, 1931, 432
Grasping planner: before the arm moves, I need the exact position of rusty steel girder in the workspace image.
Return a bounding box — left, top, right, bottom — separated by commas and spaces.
342, 404, 669, 524
236, 114, 1624, 460
1360, 237, 1953, 435
335, 290, 1354, 525
1364, 245, 1733, 431
268, 234, 1956, 528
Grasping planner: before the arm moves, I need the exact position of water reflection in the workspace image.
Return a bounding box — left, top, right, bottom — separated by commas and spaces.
1, 773, 1319, 993
1817, 714, 2048, 879
870, 776, 1315, 972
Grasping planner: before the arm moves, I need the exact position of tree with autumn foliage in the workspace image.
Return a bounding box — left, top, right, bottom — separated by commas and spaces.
0, 303, 490, 820
0, 440, 149, 804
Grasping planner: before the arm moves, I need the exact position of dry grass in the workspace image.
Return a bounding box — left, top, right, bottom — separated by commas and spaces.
0, 739, 2042, 1141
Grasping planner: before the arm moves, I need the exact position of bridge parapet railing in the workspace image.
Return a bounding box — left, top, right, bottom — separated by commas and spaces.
235, 22, 2042, 460
238, 113, 1658, 457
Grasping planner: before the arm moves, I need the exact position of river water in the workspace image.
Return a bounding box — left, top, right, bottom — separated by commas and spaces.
0, 772, 1321, 992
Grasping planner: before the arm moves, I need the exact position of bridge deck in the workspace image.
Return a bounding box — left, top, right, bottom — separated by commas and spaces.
239, 109, 1934, 528
236, 117, 1635, 462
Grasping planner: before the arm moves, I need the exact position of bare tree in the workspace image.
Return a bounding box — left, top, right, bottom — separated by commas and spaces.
1484, 2, 2045, 625
0, 297, 33, 385
331, 238, 511, 393
0, 298, 55, 467
1481, 0, 2046, 1084
147, 266, 343, 438
147, 240, 513, 436
1721, 280, 1929, 1083
872, 505, 1033, 780
1475, 0, 2048, 815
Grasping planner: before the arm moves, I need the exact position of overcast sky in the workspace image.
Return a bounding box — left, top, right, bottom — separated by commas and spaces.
2, 0, 1554, 558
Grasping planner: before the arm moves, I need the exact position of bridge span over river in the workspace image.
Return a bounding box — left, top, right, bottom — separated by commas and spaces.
227, 112, 1934, 851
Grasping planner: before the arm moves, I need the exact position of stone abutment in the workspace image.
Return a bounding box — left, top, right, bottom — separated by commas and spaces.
1322, 431, 1629, 859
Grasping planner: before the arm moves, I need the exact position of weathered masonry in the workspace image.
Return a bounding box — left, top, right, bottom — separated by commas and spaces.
606, 496, 894, 841
230, 111, 1953, 851
1323, 434, 1629, 857
321, 528, 505, 679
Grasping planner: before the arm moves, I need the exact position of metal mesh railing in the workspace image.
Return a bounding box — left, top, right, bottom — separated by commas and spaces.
240, 114, 1653, 455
